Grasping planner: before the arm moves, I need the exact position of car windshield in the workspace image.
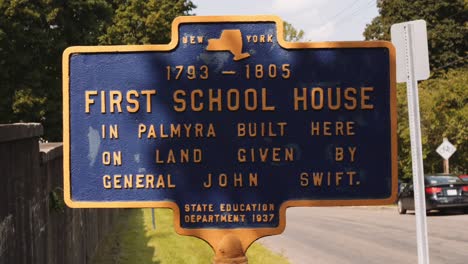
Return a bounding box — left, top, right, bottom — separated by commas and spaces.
425, 175, 462, 185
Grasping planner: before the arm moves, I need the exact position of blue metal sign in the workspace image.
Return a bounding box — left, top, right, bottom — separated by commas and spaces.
63, 16, 397, 236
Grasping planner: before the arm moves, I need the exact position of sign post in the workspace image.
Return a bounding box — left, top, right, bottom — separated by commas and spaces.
436, 138, 456, 174
63, 16, 397, 261
391, 20, 431, 264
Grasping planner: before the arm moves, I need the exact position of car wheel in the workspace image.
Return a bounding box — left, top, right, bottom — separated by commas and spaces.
397, 199, 407, 214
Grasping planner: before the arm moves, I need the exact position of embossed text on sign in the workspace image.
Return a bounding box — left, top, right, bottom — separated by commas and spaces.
63, 16, 397, 237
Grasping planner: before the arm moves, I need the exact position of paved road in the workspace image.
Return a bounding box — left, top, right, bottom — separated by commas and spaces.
259, 207, 468, 264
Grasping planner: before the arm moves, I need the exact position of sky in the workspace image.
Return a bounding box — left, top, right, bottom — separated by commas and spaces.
191, 0, 379, 41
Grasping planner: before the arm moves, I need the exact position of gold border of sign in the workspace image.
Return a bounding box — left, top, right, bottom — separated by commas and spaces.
62, 15, 397, 252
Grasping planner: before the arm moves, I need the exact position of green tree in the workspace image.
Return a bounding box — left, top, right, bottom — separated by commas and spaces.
364, 0, 468, 178
398, 68, 467, 178
419, 68, 467, 174
363, 0, 467, 71
283, 21, 305, 42
0, 0, 195, 140
99, 0, 196, 44
0, 0, 113, 140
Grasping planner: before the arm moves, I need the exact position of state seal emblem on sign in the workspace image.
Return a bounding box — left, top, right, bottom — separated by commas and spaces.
207, 29, 251, 61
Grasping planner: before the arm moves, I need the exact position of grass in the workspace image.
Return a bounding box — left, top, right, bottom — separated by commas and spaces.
92, 208, 290, 264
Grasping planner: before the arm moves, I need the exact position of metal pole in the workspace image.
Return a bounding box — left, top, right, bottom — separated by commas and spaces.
404, 24, 430, 264
151, 208, 156, 230
212, 234, 248, 264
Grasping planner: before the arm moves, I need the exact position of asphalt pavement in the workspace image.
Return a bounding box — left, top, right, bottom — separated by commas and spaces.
259, 206, 468, 264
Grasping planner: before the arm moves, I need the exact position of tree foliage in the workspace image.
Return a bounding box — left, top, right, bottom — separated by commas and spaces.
419, 68, 467, 174
0, 0, 114, 140
397, 68, 467, 179
99, 0, 195, 45
364, 0, 467, 177
0, 0, 195, 140
283, 21, 305, 42
364, 0, 467, 71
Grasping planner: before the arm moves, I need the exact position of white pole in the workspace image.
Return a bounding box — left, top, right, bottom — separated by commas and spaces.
404, 24, 430, 264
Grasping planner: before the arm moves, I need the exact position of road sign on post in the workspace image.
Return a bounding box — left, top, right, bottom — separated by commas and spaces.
391, 20, 430, 264
436, 138, 456, 174
63, 16, 397, 261
436, 138, 456, 160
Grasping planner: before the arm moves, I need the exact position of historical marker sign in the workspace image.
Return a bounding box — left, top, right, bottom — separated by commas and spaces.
63, 16, 397, 246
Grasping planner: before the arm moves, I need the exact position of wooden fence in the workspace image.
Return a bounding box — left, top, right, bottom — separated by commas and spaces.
0, 123, 121, 264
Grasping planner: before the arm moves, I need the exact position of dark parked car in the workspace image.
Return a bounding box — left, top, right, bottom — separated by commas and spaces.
397, 174, 468, 214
